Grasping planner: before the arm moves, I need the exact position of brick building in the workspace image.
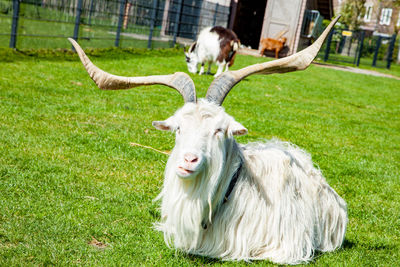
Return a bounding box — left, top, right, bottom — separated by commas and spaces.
333, 0, 400, 36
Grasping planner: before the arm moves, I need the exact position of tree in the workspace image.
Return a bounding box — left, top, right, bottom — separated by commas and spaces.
340, 0, 366, 30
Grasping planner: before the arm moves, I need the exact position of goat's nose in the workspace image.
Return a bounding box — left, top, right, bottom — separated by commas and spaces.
184, 153, 199, 163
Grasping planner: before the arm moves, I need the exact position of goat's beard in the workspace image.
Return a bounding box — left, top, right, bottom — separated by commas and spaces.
154, 137, 241, 251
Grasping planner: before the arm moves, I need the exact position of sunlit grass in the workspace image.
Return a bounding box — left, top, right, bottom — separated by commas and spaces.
0, 48, 399, 266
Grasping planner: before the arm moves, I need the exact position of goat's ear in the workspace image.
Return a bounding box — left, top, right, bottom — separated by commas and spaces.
229, 120, 248, 136
189, 42, 197, 53
152, 119, 176, 132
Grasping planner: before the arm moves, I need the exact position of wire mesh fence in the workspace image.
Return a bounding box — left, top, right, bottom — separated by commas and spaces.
317, 28, 399, 69
0, 0, 231, 49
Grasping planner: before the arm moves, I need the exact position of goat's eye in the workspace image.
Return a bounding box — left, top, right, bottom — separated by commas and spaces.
214, 128, 224, 136
176, 127, 180, 134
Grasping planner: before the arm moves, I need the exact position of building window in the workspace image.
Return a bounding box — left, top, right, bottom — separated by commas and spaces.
380, 8, 392, 25
364, 5, 372, 22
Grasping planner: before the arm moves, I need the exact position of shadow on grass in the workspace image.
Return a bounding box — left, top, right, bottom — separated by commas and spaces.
172, 239, 360, 265
183, 251, 275, 266
365, 243, 397, 251
186, 253, 222, 265
342, 239, 395, 251
0, 46, 183, 62
342, 239, 355, 249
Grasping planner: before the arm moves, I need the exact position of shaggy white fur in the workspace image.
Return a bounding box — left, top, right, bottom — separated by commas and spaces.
152, 100, 347, 264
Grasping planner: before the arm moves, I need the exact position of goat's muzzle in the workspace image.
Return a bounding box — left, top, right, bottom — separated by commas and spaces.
176, 152, 204, 179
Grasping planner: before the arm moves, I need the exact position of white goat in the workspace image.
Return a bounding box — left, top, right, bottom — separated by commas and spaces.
152, 100, 347, 264
69, 16, 347, 265
185, 26, 240, 77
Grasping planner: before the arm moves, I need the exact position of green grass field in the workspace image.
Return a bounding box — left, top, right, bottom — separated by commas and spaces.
315, 51, 400, 78
0, 47, 399, 266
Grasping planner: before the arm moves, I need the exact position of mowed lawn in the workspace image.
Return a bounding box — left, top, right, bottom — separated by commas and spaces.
0, 47, 399, 266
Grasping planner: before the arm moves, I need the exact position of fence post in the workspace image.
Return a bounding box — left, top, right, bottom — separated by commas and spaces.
9, 0, 20, 49
372, 35, 382, 67
213, 3, 219, 26
148, 0, 158, 49
88, 0, 95, 26
115, 0, 126, 47
386, 33, 397, 69
72, 0, 83, 43
356, 30, 365, 66
323, 28, 333, 62
172, 0, 183, 46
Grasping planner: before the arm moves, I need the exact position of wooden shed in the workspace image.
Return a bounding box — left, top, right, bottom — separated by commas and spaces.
230, 0, 333, 57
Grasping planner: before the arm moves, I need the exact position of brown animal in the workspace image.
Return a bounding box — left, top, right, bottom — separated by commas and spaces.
260, 37, 287, 58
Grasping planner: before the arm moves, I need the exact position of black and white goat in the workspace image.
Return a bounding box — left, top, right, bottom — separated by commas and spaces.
69, 16, 347, 265
185, 26, 240, 77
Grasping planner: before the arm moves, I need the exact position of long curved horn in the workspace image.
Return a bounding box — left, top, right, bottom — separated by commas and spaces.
68, 38, 196, 103
206, 16, 340, 105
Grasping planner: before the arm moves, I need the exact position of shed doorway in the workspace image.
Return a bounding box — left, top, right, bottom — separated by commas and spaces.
232, 0, 267, 49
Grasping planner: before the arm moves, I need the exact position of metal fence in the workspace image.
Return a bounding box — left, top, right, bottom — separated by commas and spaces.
0, 0, 230, 49
319, 28, 398, 69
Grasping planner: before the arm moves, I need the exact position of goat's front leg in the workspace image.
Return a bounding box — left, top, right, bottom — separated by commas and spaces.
215, 61, 225, 77
260, 47, 265, 56
199, 63, 205, 75
207, 63, 212, 75
224, 64, 229, 72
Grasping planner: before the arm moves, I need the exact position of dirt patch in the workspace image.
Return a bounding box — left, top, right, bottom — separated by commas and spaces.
88, 236, 108, 249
